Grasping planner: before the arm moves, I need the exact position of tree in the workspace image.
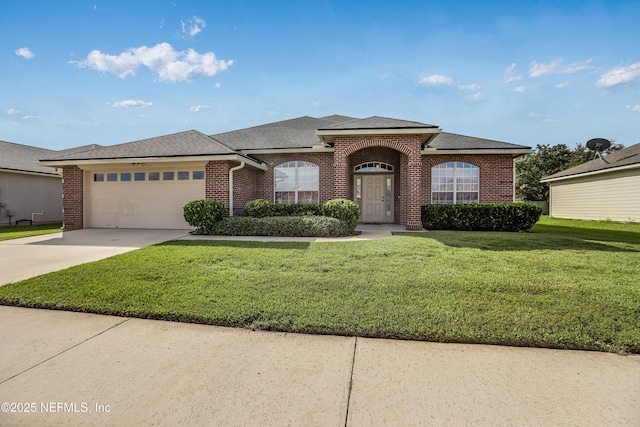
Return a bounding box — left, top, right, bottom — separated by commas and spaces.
515, 142, 624, 201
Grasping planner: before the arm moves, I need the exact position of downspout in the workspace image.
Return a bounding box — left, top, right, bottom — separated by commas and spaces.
228, 162, 246, 216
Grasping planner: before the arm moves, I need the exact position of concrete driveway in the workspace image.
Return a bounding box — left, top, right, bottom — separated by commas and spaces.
0, 229, 190, 286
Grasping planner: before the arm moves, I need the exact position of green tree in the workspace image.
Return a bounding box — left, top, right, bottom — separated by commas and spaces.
515, 142, 623, 201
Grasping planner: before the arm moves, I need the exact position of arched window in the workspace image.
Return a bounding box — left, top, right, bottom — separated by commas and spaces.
274, 161, 319, 204
431, 162, 479, 204
354, 162, 394, 173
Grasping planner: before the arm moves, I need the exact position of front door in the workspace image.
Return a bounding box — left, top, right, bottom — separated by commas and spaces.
358, 174, 393, 223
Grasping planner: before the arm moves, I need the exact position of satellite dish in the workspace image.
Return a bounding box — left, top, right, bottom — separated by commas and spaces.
586, 138, 611, 152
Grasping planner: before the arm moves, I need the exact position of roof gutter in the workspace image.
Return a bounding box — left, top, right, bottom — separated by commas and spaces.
39, 154, 267, 171
228, 162, 245, 217
541, 162, 640, 183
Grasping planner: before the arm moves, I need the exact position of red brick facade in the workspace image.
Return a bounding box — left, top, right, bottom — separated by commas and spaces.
61, 165, 84, 231
60, 140, 516, 230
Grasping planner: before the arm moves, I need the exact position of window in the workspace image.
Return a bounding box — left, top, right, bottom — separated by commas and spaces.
121, 172, 131, 182
193, 171, 204, 180
354, 162, 394, 173
178, 171, 189, 180
274, 161, 319, 204
163, 171, 175, 180
93, 173, 104, 182
431, 162, 479, 204
149, 172, 160, 181
134, 172, 145, 181
107, 173, 118, 182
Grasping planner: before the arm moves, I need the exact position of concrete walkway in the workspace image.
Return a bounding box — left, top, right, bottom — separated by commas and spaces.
0, 306, 638, 426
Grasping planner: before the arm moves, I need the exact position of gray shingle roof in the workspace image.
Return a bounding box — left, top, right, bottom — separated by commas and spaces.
0, 140, 60, 175
211, 115, 357, 150
428, 132, 530, 150
542, 142, 640, 181
319, 116, 437, 130
44, 130, 237, 161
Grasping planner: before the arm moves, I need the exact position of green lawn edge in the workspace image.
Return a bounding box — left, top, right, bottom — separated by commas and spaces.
1, 217, 638, 354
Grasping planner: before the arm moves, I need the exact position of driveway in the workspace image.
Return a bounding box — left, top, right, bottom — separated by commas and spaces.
0, 229, 190, 286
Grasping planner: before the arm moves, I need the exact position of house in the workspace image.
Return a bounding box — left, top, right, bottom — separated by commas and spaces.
0, 140, 64, 225
39, 115, 531, 231
541, 143, 640, 222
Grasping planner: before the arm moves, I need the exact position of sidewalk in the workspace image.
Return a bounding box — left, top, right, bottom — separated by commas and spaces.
1, 306, 639, 426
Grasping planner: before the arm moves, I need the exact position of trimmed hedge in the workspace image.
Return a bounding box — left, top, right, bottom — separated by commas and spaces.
422, 202, 542, 232
244, 198, 360, 232
208, 215, 351, 237
183, 199, 227, 233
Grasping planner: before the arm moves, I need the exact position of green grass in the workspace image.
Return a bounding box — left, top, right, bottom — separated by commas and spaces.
0, 217, 638, 353
0, 223, 62, 241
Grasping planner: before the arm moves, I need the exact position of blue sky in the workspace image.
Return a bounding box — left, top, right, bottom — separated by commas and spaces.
2, 0, 640, 151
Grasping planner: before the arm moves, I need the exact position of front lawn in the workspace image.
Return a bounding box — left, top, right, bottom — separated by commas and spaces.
0, 223, 62, 241
0, 217, 638, 353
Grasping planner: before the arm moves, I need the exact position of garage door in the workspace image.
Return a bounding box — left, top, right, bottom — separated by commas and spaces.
86, 168, 206, 229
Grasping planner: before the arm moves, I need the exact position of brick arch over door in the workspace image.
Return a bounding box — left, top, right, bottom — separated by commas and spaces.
333, 135, 423, 229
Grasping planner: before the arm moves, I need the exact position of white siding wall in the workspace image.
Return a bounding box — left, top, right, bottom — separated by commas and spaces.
0, 171, 62, 225
548, 168, 640, 222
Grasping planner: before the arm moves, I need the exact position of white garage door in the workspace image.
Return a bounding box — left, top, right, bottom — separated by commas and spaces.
86, 168, 206, 229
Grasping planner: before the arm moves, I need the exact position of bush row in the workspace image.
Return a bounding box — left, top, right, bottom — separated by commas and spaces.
183, 198, 360, 236
421, 202, 542, 232
207, 215, 350, 237
245, 198, 360, 231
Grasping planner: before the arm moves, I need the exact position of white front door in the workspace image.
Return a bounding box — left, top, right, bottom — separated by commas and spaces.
360, 175, 392, 223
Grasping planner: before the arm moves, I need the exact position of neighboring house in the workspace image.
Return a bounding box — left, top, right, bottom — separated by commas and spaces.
40, 115, 531, 231
0, 140, 63, 226
541, 143, 640, 222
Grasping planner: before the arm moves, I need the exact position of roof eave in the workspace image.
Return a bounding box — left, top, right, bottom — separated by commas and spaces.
541, 162, 640, 183
422, 148, 532, 156
0, 167, 62, 177
316, 127, 441, 144
40, 154, 267, 170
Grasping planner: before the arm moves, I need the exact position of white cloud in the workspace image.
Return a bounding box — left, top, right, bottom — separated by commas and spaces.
6, 108, 21, 115
72, 42, 233, 82
512, 86, 526, 93
182, 16, 206, 37
418, 74, 479, 90
15, 47, 35, 59
109, 100, 153, 108
214, 82, 222, 88
504, 63, 522, 83
555, 81, 570, 89
528, 112, 541, 119
21, 115, 42, 120
597, 62, 640, 89
467, 92, 483, 103
419, 74, 454, 86
626, 104, 640, 112
529, 58, 593, 78
190, 105, 210, 112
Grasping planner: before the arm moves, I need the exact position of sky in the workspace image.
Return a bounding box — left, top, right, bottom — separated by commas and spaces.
1, 0, 640, 151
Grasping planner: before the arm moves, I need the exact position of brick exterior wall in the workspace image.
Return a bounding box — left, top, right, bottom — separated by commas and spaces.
61, 165, 83, 231
231, 167, 257, 216
206, 161, 231, 212
421, 154, 515, 204
334, 135, 423, 230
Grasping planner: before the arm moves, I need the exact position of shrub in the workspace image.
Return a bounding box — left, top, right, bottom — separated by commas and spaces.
209, 216, 350, 237
245, 199, 281, 218
323, 199, 361, 231
421, 202, 542, 232
281, 202, 324, 217
183, 199, 228, 233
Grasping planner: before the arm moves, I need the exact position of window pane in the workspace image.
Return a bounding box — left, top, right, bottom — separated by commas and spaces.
178, 171, 189, 180
193, 171, 204, 180
274, 161, 319, 204
107, 173, 117, 182
134, 172, 145, 181
120, 172, 131, 182
432, 162, 478, 205
149, 172, 160, 181
94, 173, 104, 182
163, 171, 175, 180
